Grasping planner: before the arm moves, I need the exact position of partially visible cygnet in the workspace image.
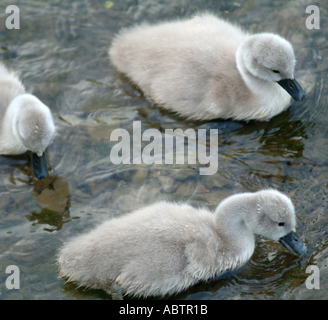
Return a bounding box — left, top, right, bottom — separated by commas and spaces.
0, 63, 55, 179
58, 189, 307, 298
109, 13, 305, 121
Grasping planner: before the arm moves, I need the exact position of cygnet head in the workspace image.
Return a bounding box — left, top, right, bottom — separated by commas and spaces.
13, 94, 55, 156
237, 33, 305, 101
11, 94, 55, 179
246, 189, 306, 254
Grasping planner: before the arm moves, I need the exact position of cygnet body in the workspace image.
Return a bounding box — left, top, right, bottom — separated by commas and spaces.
58, 189, 307, 298
0, 63, 55, 179
109, 13, 305, 121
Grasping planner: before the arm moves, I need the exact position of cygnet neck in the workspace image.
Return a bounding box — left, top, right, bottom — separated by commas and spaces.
214, 193, 257, 241
235, 40, 291, 119
236, 42, 276, 93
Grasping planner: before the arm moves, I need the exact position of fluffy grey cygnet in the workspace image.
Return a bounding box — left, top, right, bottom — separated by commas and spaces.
109, 12, 305, 121
57, 189, 307, 298
0, 63, 55, 179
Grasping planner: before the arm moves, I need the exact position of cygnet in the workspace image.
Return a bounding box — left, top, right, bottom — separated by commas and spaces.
57, 189, 307, 298
0, 63, 55, 179
109, 13, 305, 121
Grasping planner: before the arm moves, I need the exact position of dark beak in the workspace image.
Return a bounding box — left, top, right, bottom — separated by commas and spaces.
277, 78, 305, 101
279, 231, 307, 255
31, 152, 48, 180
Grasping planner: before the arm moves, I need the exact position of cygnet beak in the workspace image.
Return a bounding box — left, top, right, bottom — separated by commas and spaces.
31, 152, 48, 180
277, 78, 306, 101
279, 231, 307, 255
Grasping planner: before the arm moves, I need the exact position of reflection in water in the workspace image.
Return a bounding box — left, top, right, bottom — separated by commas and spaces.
0, 0, 327, 300
0, 153, 72, 231
27, 176, 71, 232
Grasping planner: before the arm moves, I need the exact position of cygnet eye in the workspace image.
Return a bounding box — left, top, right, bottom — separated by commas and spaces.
278, 222, 285, 227
272, 70, 280, 74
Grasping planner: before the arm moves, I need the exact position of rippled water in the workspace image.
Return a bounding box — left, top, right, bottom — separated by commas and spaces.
0, 0, 327, 300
